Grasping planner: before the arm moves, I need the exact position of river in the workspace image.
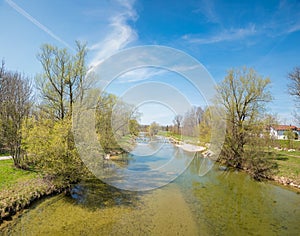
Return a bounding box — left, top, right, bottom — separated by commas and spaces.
1, 142, 300, 235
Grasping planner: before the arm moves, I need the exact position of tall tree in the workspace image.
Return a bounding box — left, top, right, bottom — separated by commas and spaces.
199, 107, 212, 143
287, 66, 300, 106
36, 41, 87, 119
0, 61, 32, 167
216, 67, 272, 168
148, 122, 160, 137
182, 106, 203, 137
173, 115, 183, 134
287, 66, 300, 124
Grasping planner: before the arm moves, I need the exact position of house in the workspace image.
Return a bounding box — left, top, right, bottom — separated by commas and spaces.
270, 125, 299, 140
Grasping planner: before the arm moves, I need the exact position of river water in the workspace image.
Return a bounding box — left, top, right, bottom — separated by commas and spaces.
1, 142, 300, 235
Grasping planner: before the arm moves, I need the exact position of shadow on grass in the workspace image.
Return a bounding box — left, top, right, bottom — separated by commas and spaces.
268, 154, 289, 161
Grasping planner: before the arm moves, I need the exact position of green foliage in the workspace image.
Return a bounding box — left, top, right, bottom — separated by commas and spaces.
199, 107, 212, 143
148, 122, 160, 137
216, 67, 272, 169
95, 93, 120, 152
36, 41, 87, 120
129, 119, 139, 136
215, 67, 278, 180
22, 118, 88, 184
95, 93, 140, 152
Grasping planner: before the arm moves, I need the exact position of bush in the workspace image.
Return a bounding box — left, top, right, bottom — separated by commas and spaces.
22, 118, 88, 185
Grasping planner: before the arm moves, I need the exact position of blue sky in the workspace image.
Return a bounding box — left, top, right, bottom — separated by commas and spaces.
0, 0, 300, 125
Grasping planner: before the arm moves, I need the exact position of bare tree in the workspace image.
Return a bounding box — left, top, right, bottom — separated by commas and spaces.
287, 66, 300, 124
182, 106, 204, 137
0, 61, 32, 167
173, 115, 183, 134
288, 66, 300, 106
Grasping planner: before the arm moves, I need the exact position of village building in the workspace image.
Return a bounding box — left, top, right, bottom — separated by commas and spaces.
270, 125, 300, 140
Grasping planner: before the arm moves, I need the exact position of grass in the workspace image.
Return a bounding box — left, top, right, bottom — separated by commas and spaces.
0, 152, 10, 157
273, 139, 300, 150
0, 159, 37, 189
270, 151, 300, 184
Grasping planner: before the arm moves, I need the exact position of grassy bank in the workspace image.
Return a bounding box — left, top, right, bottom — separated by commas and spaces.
0, 160, 37, 189
269, 150, 300, 187
0, 160, 65, 224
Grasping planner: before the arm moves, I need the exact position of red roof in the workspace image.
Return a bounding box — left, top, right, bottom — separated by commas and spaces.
273, 125, 298, 131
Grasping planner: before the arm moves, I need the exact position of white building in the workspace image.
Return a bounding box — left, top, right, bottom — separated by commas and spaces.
270, 125, 299, 140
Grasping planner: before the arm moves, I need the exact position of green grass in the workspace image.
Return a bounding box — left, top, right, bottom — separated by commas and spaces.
268, 151, 300, 184
0, 159, 37, 189
273, 139, 300, 150
0, 152, 10, 157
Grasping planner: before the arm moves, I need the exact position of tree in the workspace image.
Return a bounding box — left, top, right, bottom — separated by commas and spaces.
199, 107, 212, 143
36, 41, 87, 120
148, 122, 160, 137
22, 118, 88, 183
95, 93, 140, 152
287, 66, 300, 106
173, 115, 183, 134
287, 66, 300, 124
129, 119, 139, 136
95, 93, 119, 152
216, 67, 272, 169
0, 61, 32, 167
182, 106, 203, 137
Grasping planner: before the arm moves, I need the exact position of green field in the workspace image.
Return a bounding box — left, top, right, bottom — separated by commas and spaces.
0, 159, 37, 189
273, 139, 300, 150
270, 151, 300, 183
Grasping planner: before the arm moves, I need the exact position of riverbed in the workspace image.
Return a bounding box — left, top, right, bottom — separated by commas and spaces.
1, 143, 300, 235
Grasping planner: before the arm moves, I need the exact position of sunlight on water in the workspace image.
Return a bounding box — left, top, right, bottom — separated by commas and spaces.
1, 145, 300, 235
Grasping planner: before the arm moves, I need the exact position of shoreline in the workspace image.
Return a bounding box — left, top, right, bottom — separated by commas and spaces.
175, 143, 206, 153
0, 177, 67, 226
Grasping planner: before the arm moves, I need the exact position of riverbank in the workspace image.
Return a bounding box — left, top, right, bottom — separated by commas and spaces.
176, 143, 206, 152
0, 177, 66, 225
0, 159, 68, 225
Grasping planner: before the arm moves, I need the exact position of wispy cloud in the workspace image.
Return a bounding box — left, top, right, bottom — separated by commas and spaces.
5, 0, 72, 49
88, 0, 137, 69
183, 24, 257, 44
117, 68, 166, 83
193, 0, 219, 24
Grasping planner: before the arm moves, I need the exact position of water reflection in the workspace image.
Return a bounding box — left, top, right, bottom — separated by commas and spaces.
69, 179, 141, 209
176, 158, 300, 235
1, 144, 300, 235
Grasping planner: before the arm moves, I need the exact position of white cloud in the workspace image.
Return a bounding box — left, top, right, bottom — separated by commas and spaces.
117, 68, 166, 83
88, 0, 137, 70
183, 24, 257, 45
193, 0, 219, 24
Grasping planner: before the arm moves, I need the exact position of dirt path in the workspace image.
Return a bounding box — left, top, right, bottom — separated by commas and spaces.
0, 156, 12, 161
